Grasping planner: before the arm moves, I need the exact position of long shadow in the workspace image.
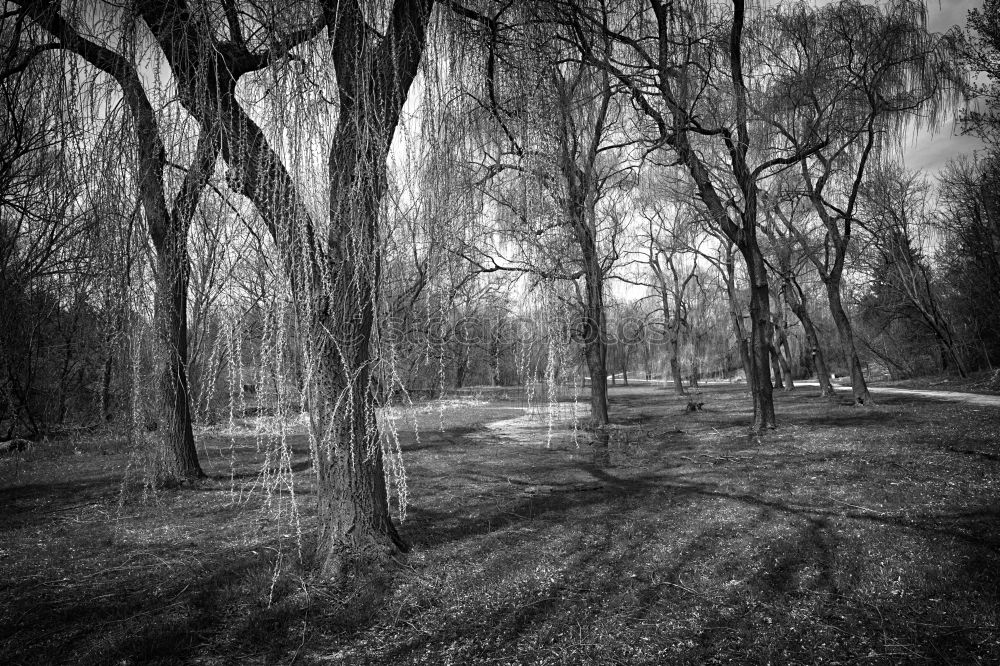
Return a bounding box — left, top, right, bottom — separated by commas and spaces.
0, 478, 121, 530
0, 539, 331, 665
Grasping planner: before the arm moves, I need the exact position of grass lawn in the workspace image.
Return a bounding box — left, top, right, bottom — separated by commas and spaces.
1, 384, 998, 665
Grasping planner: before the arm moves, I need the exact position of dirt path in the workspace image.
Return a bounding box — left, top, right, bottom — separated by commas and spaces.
801, 381, 1000, 408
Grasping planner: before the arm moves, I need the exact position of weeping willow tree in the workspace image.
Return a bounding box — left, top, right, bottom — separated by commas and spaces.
9, 0, 479, 575
440, 4, 636, 446
133, 0, 442, 574
761, 0, 962, 405
12, 0, 212, 481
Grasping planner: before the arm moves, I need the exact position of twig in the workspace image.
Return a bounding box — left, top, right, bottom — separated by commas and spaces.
830, 498, 886, 515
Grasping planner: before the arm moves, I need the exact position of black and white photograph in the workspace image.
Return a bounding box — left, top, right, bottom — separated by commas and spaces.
1, 0, 998, 663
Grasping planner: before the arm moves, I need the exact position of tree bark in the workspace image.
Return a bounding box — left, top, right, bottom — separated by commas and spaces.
770, 344, 785, 390
670, 339, 685, 395
826, 278, 872, 405
150, 234, 203, 480
784, 284, 834, 397
742, 243, 777, 430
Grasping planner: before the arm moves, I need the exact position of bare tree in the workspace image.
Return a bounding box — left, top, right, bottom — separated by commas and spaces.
763, 0, 960, 404
558, 0, 831, 431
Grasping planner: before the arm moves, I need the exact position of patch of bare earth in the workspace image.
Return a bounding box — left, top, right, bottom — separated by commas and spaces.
1, 384, 998, 664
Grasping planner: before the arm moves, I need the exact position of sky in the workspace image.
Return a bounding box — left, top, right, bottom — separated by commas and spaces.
901, 0, 987, 175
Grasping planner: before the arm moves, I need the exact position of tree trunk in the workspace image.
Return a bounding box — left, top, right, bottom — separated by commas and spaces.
790, 302, 834, 398
825, 278, 872, 405
770, 345, 785, 390
743, 244, 777, 431
570, 185, 609, 435
777, 331, 795, 390
314, 144, 406, 576
782, 277, 834, 397
150, 236, 204, 481
312, 312, 406, 578
454, 344, 468, 389
670, 348, 685, 395
669, 293, 686, 395
722, 253, 753, 385
101, 353, 114, 422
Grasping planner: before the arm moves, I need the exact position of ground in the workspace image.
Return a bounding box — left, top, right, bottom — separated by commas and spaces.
1, 384, 999, 665
867, 368, 1000, 397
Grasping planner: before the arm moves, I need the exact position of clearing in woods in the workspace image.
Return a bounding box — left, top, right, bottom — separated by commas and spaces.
1, 384, 998, 664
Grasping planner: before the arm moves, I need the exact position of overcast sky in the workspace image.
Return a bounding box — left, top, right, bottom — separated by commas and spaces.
902, 0, 986, 175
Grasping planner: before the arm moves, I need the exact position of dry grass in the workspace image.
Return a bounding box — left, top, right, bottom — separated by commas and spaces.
1, 384, 998, 665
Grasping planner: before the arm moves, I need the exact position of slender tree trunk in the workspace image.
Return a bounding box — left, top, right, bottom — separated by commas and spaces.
770, 332, 793, 391
778, 333, 795, 389
770, 344, 785, 390
825, 278, 871, 404
101, 353, 114, 421
782, 279, 834, 397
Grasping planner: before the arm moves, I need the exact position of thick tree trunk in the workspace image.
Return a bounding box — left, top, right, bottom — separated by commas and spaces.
825, 279, 872, 405
312, 147, 404, 575
151, 239, 203, 481
312, 314, 405, 578
567, 169, 609, 461
743, 245, 777, 431
581, 280, 610, 464
581, 265, 609, 427
583, 330, 609, 427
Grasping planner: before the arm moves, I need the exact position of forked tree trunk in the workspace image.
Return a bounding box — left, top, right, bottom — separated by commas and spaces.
770, 332, 793, 391
796, 307, 834, 396
781, 274, 834, 397
770, 345, 785, 390
826, 278, 872, 405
